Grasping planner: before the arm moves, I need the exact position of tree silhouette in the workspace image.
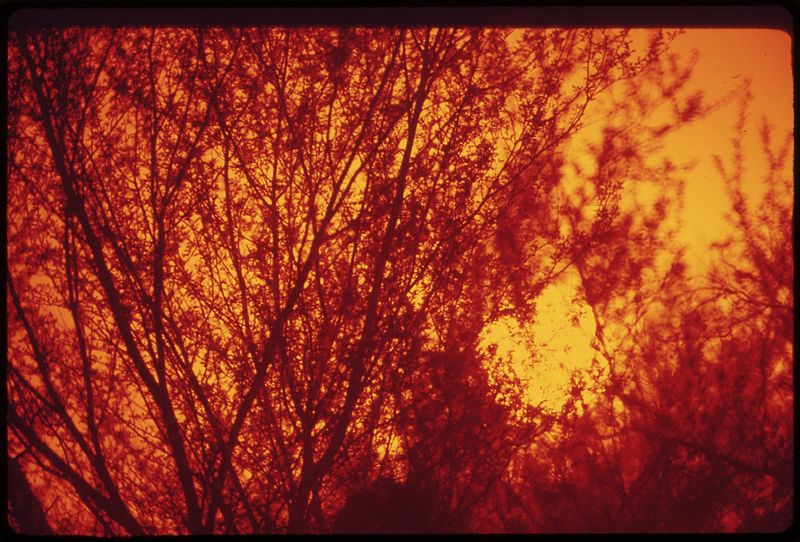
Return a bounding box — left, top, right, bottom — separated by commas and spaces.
6, 26, 791, 534
497, 93, 792, 533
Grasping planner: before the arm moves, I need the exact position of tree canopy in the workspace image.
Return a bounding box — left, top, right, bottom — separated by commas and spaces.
6, 26, 792, 534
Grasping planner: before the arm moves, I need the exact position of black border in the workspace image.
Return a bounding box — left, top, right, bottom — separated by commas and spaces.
1, 2, 797, 541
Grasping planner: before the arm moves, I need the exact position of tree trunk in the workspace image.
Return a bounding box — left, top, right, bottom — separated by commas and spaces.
8, 456, 53, 535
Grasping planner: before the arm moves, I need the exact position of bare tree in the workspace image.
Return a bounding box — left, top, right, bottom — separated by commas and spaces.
9, 25, 779, 535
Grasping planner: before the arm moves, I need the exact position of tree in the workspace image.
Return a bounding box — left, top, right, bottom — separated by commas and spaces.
7, 455, 53, 535
7, 25, 787, 535
499, 92, 792, 533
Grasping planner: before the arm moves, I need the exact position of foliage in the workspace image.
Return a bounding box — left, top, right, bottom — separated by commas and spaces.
6, 26, 791, 534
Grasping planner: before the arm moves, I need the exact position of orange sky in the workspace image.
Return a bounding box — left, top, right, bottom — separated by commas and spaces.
670, 29, 792, 271
483, 28, 793, 411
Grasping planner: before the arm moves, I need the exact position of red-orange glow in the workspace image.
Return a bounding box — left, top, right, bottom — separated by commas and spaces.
6, 24, 792, 535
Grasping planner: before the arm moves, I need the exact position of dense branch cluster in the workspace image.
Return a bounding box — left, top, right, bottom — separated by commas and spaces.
6, 27, 792, 534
